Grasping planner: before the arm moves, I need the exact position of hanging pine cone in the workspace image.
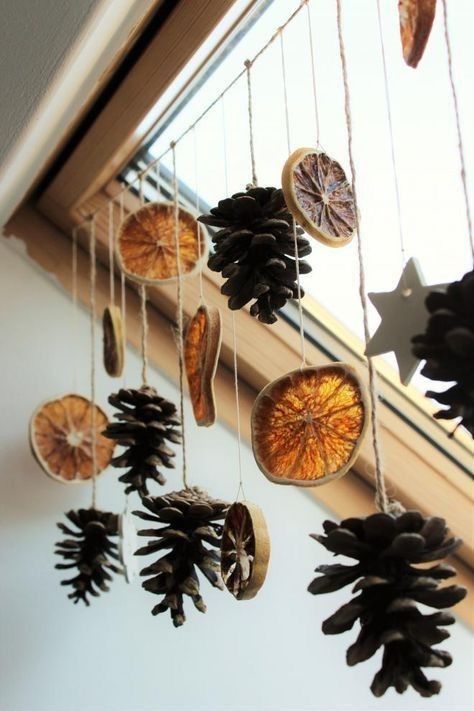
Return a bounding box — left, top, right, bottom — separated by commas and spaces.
198, 186, 312, 324
55, 508, 121, 605
103, 386, 182, 497
134, 487, 229, 627
308, 510, 466, 698
412, 269, 474, 437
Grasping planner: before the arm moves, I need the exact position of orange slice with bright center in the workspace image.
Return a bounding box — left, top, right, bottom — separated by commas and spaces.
30, 394, 114, 483
117, 201, 206, 284
251, 365, 368, 486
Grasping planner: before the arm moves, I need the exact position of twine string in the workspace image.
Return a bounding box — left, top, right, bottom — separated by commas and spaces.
280, 30, 307, 368
140, 285, 149, 386
306, 1, 321, 148
193, 125, 205, 303
336, 0, 401, 516
245, 60, 258, 187
171, 143, 188, 489
71, 226, 78, 392
232, 313, 246, 502
441, 0, 474, 263
155, 162, 161, 200
375, 0, 408, 285
89, 217, 98, 509
108, 201, 115, 305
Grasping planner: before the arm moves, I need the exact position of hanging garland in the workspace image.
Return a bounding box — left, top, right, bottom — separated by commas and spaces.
412, 268, 474, 437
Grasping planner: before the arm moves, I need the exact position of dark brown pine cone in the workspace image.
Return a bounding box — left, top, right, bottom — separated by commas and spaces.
412, 269, 474, 437
198, 186, 312, 324
55, 508, 121, 605
308, 510, 466, 698
103, 386, 182, 497
134, 487, 229, 627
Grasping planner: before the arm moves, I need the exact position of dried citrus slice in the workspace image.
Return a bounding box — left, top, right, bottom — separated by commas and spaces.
251, 365, 368, 486
184, 305, 222, 426
103, 305, 124, 377
117, 201, 207, 284
399, 0, 436, 68
282, 147, 356, 247
221, 501, 270, 600
30, 394, 114, 483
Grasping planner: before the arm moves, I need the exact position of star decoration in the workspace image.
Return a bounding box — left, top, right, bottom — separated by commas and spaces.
365, 258, 446, 384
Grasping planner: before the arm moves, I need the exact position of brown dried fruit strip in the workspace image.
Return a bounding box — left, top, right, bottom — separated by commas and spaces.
399, 0, 437, 68
184, 305, 222, 426
103, 305, 124, 377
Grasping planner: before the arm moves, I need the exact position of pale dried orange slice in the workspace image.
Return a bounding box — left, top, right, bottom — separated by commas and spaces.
103, 305, 124, 378
184, 305, 222, 426
30, 394, 114, 483
221, 501, 270, 600
117, 201, 207, 284
251, 365, 368, 486
282, 148, 356, 247
399, 0, 436, 68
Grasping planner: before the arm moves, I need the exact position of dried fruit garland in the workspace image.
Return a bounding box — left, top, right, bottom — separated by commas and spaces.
412, 269, 474, 437
199, 186, 312, 324
308, 511, 466, 697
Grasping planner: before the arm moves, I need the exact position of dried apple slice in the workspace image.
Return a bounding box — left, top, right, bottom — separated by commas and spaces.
282, 147, 356, 247
103, 305, 124, 377
184, 305, 222, 426
251, 365, 368, 486
30, 394, 114, 483
117, 201, 207, 285
399, 0, 437, 68
221, 501, 270, 600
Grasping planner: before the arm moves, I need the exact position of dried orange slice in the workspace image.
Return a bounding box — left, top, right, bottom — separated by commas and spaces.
251, 365, 368, 486
117, 201, 207, 284
221, 501, 270, 600
399, 0, 436, 68
103, 305, 124, 377
184, 305, 222, 426
30, 394, 114, 483
282, 148, 356, 247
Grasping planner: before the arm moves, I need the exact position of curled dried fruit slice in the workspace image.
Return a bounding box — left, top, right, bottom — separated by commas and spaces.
221, 501, 270, 600
117, 201, 207, 284
30, 394, 114, 483
184, 305, 222, 426
282, 147, 356, 247
103, 305, 124, 377
399, 0, 436, 68
251, 365, 368, 486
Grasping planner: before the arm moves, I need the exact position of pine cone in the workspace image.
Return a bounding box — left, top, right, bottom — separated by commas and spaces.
198, 186, 312, 324
134, 487, 229, 626
412, 269, 474, 437
308, 511, 466, 698
103, 386, 182, 497
55, 508, 120, 605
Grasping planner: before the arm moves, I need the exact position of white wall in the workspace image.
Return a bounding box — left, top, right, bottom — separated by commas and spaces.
0, 237, 472, 711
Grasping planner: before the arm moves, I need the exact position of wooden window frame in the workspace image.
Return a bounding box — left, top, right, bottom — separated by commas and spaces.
4, 0, 472, 624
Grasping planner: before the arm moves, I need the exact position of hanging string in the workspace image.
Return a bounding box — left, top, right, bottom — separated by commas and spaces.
139, 172, 145, 206
155, 162, 161, 200
74, 1, 310, 233
171, 143, 188, 489
306, 1, 321, 148
245, 59, 258, 187
107, 201, 115, 305
280, 30, 307, 368
71, 226, 78, 393
88, 217, 98, 509
441, 0, 473, 263
375, 0, 408, 284
193, 126, 205, 303
119, 193, 127, 387
335, 0, 399, 515
140, 285, 149, 385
